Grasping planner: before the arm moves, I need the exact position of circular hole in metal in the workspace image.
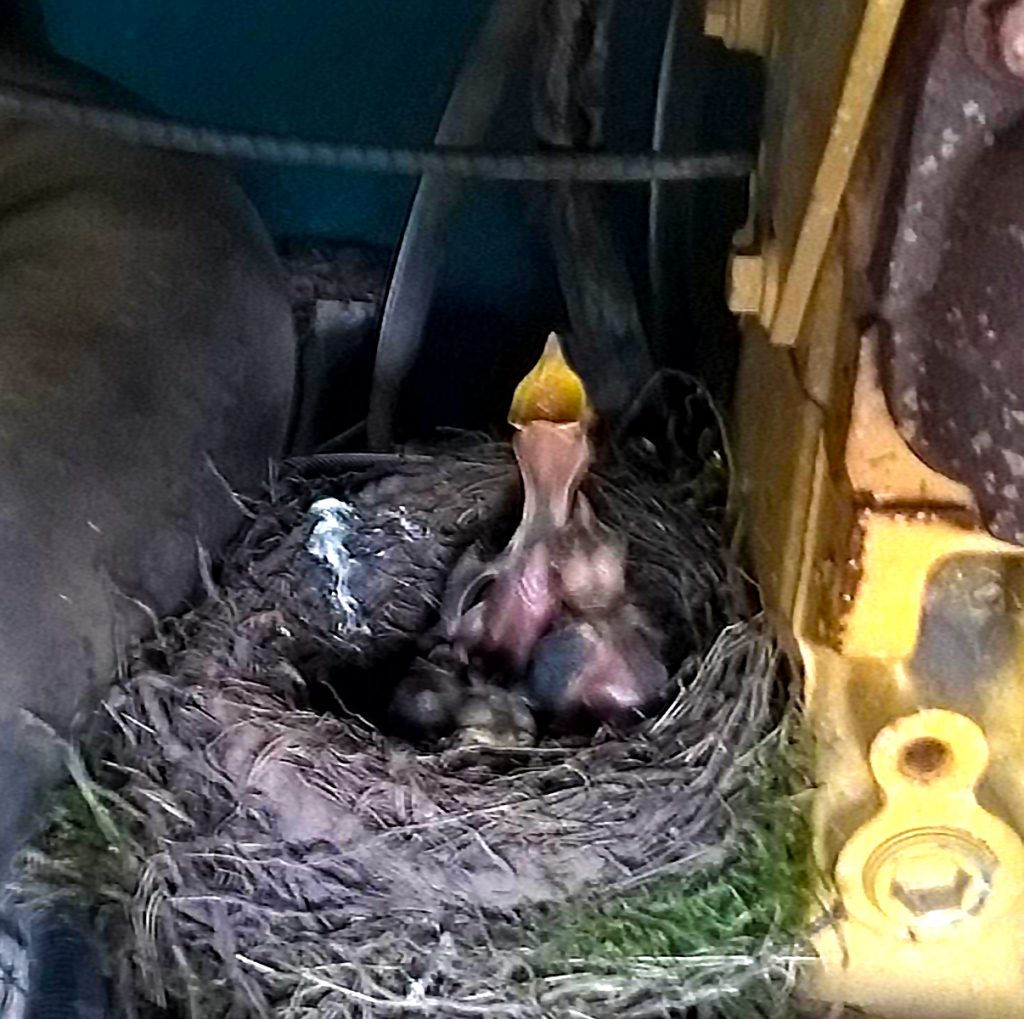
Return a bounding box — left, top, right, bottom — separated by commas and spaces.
899, 737, 953, 782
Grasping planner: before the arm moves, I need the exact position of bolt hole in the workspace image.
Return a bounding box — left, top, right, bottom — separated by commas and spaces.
899, 737, 953, 782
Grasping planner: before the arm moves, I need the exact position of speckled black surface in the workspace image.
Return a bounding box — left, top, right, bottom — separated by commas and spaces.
877, 0, 1024, 544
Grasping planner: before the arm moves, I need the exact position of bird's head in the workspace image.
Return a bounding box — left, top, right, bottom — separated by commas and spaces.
508, 332, 593, 431
507, 334, 594, 545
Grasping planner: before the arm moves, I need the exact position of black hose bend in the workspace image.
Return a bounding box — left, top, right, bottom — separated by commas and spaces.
23, 907, 108, 1019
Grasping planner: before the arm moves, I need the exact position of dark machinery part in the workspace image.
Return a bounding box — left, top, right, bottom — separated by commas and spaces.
534, 0, 657, 429
650, 0, 708, 366
876, 0, 1024, 545
367, 0, 542, 450
362, 0, 757, 451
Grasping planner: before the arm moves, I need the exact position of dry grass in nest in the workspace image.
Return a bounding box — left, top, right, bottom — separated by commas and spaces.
13, 437, 813, 1018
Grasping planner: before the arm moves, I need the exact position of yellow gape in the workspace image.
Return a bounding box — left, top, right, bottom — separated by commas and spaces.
508, 333, 593, 429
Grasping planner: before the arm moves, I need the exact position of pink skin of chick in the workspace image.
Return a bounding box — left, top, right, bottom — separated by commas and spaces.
570, 617, 669, 726
455, 420, 592, 674
462, 424, 670, 726
525, 612, 669, 728
555, 493, 627, 616
459, 541, 559, 674
509, 421, 592, 546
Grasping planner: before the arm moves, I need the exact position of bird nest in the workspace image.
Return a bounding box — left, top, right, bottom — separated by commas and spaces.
13, 435, 812, 1019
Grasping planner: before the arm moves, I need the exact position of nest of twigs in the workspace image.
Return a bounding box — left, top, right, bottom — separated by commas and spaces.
13, 434, 812, 1019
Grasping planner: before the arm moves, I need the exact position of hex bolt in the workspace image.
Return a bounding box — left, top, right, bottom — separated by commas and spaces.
705, 0, 730, 40
704, 0, 770, 54
891, 861, 970, 916
727, 244, 780, 327
727, 254, 764, 315
884, 845, 992, 928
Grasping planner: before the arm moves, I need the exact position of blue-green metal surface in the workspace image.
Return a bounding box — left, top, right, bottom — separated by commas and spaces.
2, 1, 669, 293
33, 0, 491, 246
0, 2, 759, 418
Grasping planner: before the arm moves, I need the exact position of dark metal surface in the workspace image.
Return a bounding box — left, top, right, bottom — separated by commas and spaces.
367, 0, 542, 450
875, 0, 1024, 543
0, 39, 296, 877
535, 0, 656, 428
279, 241, 388, 453
910, 557, 1016, 713
649, 0, 705, 361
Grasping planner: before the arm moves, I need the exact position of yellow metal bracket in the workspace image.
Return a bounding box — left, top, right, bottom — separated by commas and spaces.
766, 0, 905, 346
836, 710, 1024, 941
727, 0, 1024, 1014
722, 0, 907, 344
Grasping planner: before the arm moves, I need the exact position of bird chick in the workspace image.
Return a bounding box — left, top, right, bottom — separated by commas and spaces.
554, 493, 627, 616
510, 419, 592, 543
525, 614, 669, 729
388, 659, 465, 745
450, 333, 617, 682
451, 421, 593, 674
454, 687, 537, 748
471, 542, 559, 674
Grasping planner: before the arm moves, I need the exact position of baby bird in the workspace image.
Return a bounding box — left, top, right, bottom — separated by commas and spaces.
553, 493, 627, 616
524, 613, 668, 729
450, 336, 594, 675
454, 686, 537, 748
457, 541, 559, 675
450, 332, 671, 730
522, 498, 669, 728
465, 421, 592, 673
388, 657, 465, 744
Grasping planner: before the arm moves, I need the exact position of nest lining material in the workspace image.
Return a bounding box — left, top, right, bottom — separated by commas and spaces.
14, 437, 809, 1019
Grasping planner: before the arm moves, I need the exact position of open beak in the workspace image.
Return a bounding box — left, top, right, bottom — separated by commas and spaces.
508, 334, 594, 546
508, 332, 593, 431
446, 334, 597, 672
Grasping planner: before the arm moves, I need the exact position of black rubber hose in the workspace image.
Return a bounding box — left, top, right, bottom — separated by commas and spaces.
366, 0, 545, 451
0, 78, 752, 182
24, 908, 108, 1019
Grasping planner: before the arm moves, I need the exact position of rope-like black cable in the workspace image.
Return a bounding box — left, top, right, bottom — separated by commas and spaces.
0, 80, 752, 182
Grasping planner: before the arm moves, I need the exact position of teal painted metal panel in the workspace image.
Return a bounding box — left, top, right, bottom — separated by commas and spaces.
0, 1, 760, 412
31, 0, 490, 246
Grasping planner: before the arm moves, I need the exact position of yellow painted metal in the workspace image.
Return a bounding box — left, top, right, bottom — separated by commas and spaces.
726, 0, 1024, 1014
768, 0, 905, 347
835, 710, 1024, 939
704, 0, 771, 54
726, 243, 780, 324
732, 0, 906, 341
840, 514, 1020, 661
